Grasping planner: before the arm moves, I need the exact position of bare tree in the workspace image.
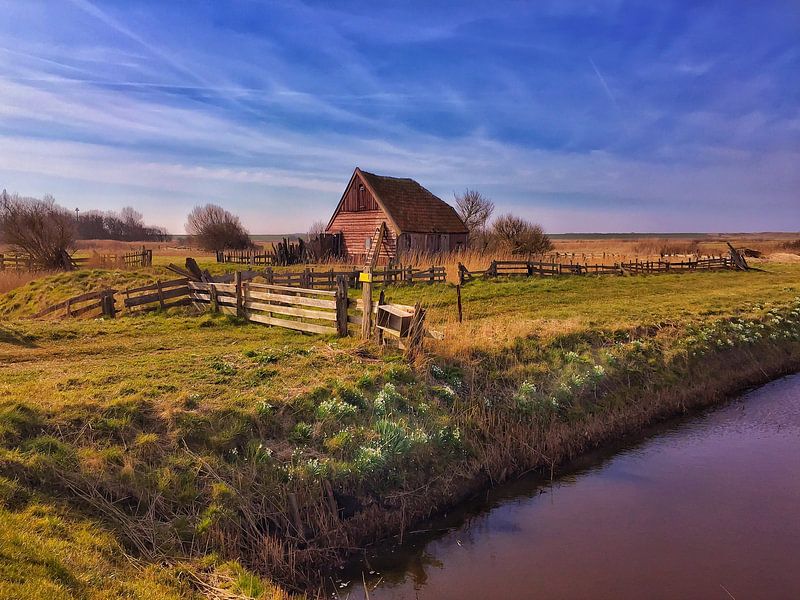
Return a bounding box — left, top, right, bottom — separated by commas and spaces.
491, 213, 553, 255
307, 219, 327, 239
455, 189, 494, 233
0, 193, 77, 268
185, 204, 251, 251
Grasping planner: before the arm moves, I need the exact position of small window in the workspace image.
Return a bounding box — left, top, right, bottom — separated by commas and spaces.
365, 236, 372, 250
357, 185, 366, 210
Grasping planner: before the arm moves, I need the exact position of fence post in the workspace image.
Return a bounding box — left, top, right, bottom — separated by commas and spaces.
156, 280, 165, 309
234, 271, 243, 317
406, 302, 426, 359
210, 283, 219, 313
361, 269, 373, 340
0, 253, 4, 271
375, 289, 385, 344
456, 284, 463, 323
101, 291, 116, 318
335, 275, 348, 337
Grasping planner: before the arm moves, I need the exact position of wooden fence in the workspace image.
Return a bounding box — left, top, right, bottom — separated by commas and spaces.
32, 289, 117, 319
1, 249, 152, 271
31, 271, 429, 346
122, 278, 191, 312
0, 253, 88, 271
216, 249, 275, 266
461, 255, 736, 283
98, 248, 153, 269
187, 275, 348, 336
256, 265, 446, 290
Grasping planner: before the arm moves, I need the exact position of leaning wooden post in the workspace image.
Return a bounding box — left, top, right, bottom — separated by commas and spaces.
457, 262, 465, 285
360, 269, 373, 340
375, 289, 386, 344
335, 275, 348, 337
456, 284, 463, 323
234, 271, 243, 317
406, 302, 426, 359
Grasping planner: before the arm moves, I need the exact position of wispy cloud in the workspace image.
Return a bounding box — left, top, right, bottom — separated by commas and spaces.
0, 1, 797, 232
588, 57, 619, 109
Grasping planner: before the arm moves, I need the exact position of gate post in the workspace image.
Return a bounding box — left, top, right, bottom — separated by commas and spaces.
360, 269, 373, 340
335, 275, 348, 337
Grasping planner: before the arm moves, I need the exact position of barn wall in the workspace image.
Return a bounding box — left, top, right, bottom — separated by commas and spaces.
327, 172, 397, 261
327, 210, 396, 261
397, 232, 468, 256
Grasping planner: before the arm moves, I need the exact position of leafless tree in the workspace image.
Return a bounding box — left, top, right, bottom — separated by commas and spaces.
455, 189, 494, 233
185, 204, 251, 251
491, 213, 553, 255
0, 193, 77, 268
307, 219, 327, 239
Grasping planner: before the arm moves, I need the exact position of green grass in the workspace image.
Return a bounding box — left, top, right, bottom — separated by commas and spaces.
1, 264, 799, 597
0, 480, 191, 600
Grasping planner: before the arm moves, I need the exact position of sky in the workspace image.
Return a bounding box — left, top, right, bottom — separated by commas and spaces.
0, 0, 798, 234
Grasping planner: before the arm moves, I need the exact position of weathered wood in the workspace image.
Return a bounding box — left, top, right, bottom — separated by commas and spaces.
243, 300, 336, 321
375, 289, 386, 344
361, 269, 373, 340
33, 289, 117, 318
335, 275, 348, 337
124, 278, 188, 295
246, 282, 337, 297
456, 284, 463, 323
243, 290, 337, 310
246, 312, 337, 335
124, 286, 190, 307
234, 272, 243, 317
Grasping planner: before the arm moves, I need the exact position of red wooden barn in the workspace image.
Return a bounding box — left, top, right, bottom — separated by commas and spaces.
325, 168, 468, 262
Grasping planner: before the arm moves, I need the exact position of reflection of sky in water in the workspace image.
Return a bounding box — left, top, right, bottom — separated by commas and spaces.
342, 373, 800, 599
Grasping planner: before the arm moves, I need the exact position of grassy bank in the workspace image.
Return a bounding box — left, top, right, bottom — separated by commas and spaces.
1, 265, 799, 597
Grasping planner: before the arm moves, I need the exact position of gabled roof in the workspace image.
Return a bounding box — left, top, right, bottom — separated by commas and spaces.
327, 168, 468, 235
359, 169, 468, 234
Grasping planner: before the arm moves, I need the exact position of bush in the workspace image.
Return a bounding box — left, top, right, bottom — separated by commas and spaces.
185, 204, 251, 251
491, 214, 553, 255
0, 192, 77, 269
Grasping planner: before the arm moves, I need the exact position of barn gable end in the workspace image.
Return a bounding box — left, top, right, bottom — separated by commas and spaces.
325, 167, 468, 262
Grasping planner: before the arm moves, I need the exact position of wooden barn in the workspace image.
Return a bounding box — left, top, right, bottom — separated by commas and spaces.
325, 168, 468, 262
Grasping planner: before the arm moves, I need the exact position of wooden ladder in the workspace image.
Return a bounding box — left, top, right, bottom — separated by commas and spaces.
364, 222, 388, 270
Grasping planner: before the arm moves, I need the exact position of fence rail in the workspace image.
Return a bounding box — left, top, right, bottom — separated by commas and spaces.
462, 255, 737, 283
0, 253, 88, 271
32, 289, 117, 319
98, 248, 153, 269
1, 249, 152, 271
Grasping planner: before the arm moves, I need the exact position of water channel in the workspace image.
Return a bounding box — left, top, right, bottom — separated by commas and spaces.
339, 373, 800, 599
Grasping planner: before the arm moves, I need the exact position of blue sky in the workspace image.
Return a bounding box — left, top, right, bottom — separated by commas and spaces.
0, 0, 797, 234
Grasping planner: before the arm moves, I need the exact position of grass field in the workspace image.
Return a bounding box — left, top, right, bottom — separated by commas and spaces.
1, 256, 800, 598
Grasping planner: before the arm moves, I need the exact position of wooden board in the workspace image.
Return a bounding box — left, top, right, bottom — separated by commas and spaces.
246, 282, 337, 297
243, 290, 337, 310
246, 312, 337, 335
244, 300, 336, 321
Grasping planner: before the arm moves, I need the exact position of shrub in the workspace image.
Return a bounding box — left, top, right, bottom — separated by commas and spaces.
0, 193, 77, 269
185, 204, 251, 251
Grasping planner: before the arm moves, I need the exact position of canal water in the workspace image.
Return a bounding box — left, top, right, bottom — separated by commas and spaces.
339, 373, 800, 599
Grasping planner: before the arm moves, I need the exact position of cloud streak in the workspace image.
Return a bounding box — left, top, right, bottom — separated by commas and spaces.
0, 0, 797, 233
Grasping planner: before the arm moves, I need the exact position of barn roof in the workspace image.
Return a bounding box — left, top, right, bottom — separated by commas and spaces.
357, 169, 468, 234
